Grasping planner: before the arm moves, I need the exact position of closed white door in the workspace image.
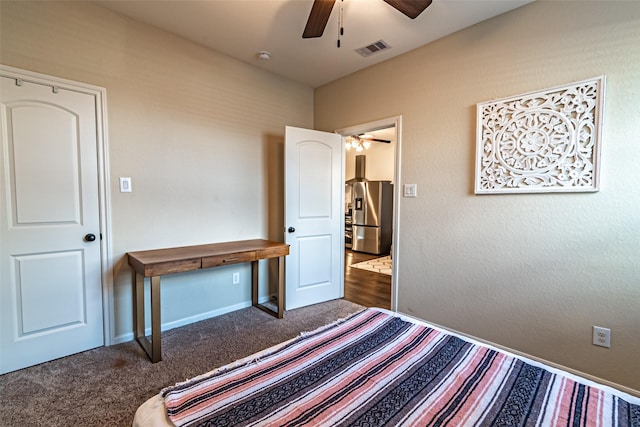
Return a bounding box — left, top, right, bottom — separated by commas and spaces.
0, 75, 104, 373
284, 126, 343, 310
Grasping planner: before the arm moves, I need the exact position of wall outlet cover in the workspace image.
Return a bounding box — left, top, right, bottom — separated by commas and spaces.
120, 177, 132, 193
593, 326, 611, 348
403, 184, 417, 198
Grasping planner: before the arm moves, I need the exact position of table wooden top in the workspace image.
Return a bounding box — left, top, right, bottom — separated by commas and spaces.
127, 239, 289, 277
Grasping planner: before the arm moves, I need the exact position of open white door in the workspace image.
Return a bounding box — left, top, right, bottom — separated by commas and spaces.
284, 126, 343, 310
0, 73, 104, 373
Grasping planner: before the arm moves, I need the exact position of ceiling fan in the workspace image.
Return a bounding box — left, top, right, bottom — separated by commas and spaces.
303, 0, 433, 39
345, 134, 391, 151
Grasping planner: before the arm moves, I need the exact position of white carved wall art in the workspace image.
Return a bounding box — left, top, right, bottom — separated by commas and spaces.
475, 76, 604, 194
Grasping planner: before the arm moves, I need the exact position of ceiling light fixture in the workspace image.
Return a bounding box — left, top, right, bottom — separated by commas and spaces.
345, 135, 372, 152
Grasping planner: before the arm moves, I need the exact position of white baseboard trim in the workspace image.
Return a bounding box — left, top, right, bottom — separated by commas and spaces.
112, 301, 253, 344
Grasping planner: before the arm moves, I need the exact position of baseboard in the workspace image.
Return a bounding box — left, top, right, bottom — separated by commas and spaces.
112, 301, 253, 344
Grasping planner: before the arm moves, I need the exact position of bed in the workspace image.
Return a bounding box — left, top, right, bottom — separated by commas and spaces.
133, 308, 640, 426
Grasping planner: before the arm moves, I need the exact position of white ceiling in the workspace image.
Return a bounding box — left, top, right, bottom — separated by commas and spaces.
95, 0, 534, 88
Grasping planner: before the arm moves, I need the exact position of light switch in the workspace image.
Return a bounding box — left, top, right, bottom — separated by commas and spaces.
403, 183, 417, 198
120, 177, 132, 193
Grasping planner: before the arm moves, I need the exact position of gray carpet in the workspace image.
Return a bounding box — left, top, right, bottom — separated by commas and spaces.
0, 299, 364, 426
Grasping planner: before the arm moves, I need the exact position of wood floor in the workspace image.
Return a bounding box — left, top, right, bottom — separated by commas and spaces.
343, 249, 391, 310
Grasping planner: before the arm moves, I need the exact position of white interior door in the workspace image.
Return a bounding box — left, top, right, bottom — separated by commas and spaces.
0, 75, 104, 373
284, 126, 343, 310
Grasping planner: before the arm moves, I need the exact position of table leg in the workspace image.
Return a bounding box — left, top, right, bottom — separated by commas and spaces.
252, 258, 284, 319
133, 271, 144, 342
133, 273, 162, 363
277, 255, 284, 318
150, 276, 161, 363
251, 260, 258, 307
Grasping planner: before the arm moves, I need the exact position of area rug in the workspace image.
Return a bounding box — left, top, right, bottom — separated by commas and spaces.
349, 255, 392, 275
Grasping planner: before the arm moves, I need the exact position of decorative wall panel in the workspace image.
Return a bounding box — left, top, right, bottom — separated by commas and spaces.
475, 76, 604, 194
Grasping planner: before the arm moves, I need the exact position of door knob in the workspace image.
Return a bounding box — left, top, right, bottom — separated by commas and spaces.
84, 233, 96, 242
287, 227, 295, 233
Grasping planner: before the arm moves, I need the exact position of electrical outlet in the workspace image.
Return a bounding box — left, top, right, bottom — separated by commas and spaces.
593, 326, 611, 348
232, 272, 240, 285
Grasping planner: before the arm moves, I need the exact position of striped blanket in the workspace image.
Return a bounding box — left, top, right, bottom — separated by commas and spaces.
162, 309, 640, 426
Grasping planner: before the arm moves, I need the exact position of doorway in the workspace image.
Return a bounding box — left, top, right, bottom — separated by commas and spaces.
337, 117, 401, 311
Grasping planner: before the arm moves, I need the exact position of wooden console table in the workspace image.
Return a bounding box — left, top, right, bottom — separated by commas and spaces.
127, 239, 289, 363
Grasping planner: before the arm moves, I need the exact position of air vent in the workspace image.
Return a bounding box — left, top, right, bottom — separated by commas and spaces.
355, 40, 391, 57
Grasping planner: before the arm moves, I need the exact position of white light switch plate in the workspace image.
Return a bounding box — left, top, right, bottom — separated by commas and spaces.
120, 177, 132, 193
403, 184, 417, 198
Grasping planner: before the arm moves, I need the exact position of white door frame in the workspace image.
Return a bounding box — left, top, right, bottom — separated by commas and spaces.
0, 65, 114, 345
336, 116, 402, 312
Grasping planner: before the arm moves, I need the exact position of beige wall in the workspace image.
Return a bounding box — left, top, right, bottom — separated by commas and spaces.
316, 1, 640, 392
0, 2, 313, 340
345, 142, 396, 183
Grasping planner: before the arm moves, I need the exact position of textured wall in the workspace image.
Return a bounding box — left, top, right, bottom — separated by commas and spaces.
0, 1, 313, 341
315, 1, 640, 392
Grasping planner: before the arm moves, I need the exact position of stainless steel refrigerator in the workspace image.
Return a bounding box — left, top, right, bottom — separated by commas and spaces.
350, 180, 393, 255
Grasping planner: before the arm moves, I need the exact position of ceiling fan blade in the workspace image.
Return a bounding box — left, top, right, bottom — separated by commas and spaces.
357, 135, 392, 143
303, 0, 336, 38
383, 0, 433, 19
